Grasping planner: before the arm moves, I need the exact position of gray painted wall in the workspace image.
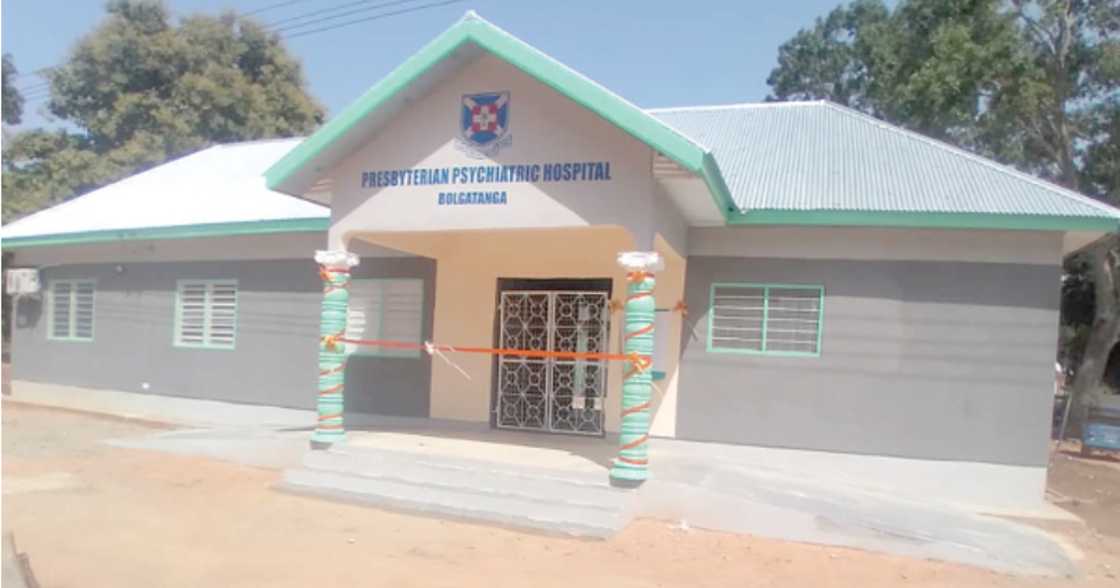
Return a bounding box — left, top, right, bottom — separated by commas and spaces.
677, 257, 1061, 467
13, 256, 435, 417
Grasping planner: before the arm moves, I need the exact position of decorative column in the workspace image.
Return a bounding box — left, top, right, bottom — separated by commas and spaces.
610, 251, 663, 486
311, 249, 360, 449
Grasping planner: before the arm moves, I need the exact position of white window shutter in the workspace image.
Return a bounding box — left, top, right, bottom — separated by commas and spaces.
51, 281, 73, 339
73, 281, 95, 340
346, 279, 423, 357
176, 280, 238, 349
381, 279, 423, 343
49, 280, 95, 341
207, 282, 238, 348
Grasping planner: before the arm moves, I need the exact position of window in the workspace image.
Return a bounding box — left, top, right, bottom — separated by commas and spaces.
49, 280, 95, 341
175, 280, 238, 349
708, 283, 823, 356
346, 279, 424, 358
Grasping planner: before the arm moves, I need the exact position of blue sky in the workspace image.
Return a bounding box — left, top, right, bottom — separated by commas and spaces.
2, 0, 844, 131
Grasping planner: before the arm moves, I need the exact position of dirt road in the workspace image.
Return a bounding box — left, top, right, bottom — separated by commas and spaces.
3, 402, 1119, 587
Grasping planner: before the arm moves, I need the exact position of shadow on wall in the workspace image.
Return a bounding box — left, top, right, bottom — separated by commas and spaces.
13, 296, 42, 332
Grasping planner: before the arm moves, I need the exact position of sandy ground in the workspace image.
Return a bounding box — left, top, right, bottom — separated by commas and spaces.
1048, 441, 1120, 538
3, 403, 1120, 587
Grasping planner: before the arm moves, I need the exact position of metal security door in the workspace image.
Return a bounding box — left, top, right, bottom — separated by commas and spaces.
496, 290, 609, 435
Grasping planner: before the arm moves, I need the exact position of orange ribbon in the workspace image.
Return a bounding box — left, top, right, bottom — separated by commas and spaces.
336, 336, 651, 372
621, 400, 651, 417
319, 364, 345, 377
318, 383, 343, 396
620, 434, 649, 452
623, 352, 652, 380
319, 266, 352, 294
321, 333, 344, 351
626, 271, 654, 283
625, 323, 654, 342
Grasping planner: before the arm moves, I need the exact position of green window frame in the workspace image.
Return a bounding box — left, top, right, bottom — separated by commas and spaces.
346, 278, 425, 359
48, 279, 96, 342
707, 282, 824, 357
174, 279, 239, 350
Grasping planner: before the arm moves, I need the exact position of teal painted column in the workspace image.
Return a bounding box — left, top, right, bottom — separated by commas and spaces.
311, 250, 360, 449
610, 251, 663, 486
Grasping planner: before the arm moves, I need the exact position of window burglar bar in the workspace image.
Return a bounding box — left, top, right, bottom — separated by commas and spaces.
708, 283, 823, 356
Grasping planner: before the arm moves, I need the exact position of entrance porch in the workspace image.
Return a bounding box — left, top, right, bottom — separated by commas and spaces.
325, 227, 687, 480
348, 226, 685, 439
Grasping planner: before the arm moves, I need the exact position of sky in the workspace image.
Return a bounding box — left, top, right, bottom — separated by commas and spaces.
1, 0, 845, 131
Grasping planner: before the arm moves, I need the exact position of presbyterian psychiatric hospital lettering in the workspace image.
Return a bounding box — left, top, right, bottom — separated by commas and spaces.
360, 160, 612, 188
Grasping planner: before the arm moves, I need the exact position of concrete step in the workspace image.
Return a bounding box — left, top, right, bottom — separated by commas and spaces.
301, 447, 627, 511
312, 444, 609, 484
280, 467, 631, 538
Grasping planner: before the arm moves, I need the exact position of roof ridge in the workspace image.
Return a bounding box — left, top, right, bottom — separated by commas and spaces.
819, 101, 1120, 219
647, 101, 824, 113
471, 14, 715, 155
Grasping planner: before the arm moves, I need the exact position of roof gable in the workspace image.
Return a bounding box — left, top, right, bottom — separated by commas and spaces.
263, 11, 734, 215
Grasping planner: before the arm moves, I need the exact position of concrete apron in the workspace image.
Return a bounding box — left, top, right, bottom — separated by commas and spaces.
643, 439, 1077, 577
18, 386, 1075, 576
106, 428, 1075, 576
8, 380, 313, 429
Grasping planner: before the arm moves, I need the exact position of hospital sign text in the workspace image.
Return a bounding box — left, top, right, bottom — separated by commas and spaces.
359, 161, 613, 206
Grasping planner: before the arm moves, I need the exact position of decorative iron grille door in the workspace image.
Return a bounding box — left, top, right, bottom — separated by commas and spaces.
496, 290, 609, 435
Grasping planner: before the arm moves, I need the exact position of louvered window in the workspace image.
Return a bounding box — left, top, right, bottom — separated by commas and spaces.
49, 280, 95, 341
708, 283, 823, 356
175, 280, 238, 349
346, 279, 424, 358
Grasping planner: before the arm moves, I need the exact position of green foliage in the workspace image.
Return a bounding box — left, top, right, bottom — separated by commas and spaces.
2, 53, 24, 125
2, 0, 324, 223
766, 0, 1119, 199
1, 130, 118, 221
765, 0, 890, 112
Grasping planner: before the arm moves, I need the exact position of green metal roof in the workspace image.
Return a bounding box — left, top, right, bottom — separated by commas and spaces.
650, 102, 1120, 231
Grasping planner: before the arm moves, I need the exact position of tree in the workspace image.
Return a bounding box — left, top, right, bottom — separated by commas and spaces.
2, 53, 24, 125
767, 0, 1120, 426
767, 0, 1025, 149
1, 0, 324, 222
765, 0, 890, 114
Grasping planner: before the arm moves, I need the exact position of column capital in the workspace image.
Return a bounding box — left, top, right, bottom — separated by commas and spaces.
314, 249, 360, 269
616, 251, 664, 272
